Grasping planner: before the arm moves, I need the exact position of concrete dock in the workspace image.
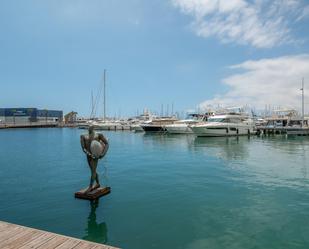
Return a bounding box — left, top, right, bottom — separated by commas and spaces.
0, 124, 58, 129
256, 126, 309, 136
0, 221, 119, 249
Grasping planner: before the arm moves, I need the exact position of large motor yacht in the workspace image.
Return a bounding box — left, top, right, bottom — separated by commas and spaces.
165, 113, 210, 134
140, 117, 178, 133
190, 113, 255, 137
165, 119, 198, 134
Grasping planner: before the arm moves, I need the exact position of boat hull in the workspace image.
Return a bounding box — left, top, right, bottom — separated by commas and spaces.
141, 125, 166, 133
165, 124, 193, 134
131, 125, 144, 132
191, 124, 254, 137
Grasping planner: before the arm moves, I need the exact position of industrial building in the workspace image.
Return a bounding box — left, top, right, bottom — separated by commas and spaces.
0, 108, 63, 125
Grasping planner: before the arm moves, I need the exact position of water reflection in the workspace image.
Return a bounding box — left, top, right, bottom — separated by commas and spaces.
142, 133, 195, 148
143, 133, 250, 161
83, 199, 108, 244
192, 136, 250, 161
190, 136, 309, 188
258, 135, 309, 155
141, 133, 309, 188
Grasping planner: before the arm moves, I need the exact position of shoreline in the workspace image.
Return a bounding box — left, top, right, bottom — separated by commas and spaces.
0, 123, 76, 129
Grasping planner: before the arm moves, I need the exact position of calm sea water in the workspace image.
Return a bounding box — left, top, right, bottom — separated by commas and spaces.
0, 128, 309, 249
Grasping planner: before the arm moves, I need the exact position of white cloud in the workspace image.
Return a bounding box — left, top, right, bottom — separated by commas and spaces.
172, 0, 307, 48
296, 5, 309, 21
199, 54, 309, 112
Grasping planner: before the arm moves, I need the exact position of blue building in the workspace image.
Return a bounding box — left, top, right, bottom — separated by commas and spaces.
0, 108, 63, 124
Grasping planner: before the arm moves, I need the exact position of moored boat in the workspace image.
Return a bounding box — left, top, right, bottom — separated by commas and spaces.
165, 113, 212, 134
191, 113, 255, 137
131, 124, 144, 132
165, 120, 196, 134
141, 117, 178, 133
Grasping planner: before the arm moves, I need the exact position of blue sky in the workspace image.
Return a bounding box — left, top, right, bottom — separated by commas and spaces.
1, 0, 309, 117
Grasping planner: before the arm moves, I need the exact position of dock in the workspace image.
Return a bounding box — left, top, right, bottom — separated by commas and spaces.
256, 126, 309, 136
0, 123, 78, 129
0, 123, 59, 129
0, 221, 119, 249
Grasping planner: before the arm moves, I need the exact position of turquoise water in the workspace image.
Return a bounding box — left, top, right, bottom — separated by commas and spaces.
0, 128, 309, 249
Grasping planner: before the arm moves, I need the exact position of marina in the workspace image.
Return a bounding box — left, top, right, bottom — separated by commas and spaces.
1, 128, 309, 249
2, 108, 309, 138
1, 1, 309, 248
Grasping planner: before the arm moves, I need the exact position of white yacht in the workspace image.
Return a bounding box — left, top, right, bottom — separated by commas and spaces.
129, 111, 155, 132
93, 121, 120, 130
165, 119, 198, 134
130, 124, 144, 132
190, 113, 255, 137
140, 117, 178, 133
165, 113, 213, 134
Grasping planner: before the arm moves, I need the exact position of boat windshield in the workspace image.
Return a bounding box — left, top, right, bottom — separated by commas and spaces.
208, 118, 227, 123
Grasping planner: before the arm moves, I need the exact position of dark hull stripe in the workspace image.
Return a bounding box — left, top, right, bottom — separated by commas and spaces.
142, 126, 166, 132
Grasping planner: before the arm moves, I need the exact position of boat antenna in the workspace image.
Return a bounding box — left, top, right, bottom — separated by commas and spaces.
160, 104, 163, 117
103, 69, 106, 121
301, 77, 305, 127
90, 90, 94, 119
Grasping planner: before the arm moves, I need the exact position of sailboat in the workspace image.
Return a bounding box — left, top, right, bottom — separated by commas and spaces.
286, 78, 309, 135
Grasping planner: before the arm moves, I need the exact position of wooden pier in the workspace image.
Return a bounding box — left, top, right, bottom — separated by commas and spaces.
0, 221, 119, 249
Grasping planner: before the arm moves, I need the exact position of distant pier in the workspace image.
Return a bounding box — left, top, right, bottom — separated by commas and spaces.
0, 123, 78, 129
0, 221, 119, 249
0, 123, 59, 129
256, 126, 309, 136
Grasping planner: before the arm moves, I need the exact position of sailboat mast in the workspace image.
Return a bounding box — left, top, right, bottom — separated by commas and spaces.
103, 69, 106, 121
302, 77, 305, 127
91, 90, 94, 119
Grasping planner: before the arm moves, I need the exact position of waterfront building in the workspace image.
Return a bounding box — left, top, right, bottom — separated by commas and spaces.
0, 108, 63, 125
64, 111, 78, 124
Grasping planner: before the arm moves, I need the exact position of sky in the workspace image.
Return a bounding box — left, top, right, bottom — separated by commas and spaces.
0, 0, 309, 117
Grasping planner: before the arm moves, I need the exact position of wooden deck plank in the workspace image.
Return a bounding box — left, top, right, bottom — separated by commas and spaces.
0, 228, 35, 247
0, 222, 12, 232
0, 221, 120, 249
18, 232, 56, 249
54, 239, 81, 249
73, 241, 97, 249
0, 226, 27, 242
35, 235, 68, 249
0, 226, 19, 238
0, 222, 25, 234
93, 246, 116, 249
4, 230, 41, 249
13, 232, 48, 249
